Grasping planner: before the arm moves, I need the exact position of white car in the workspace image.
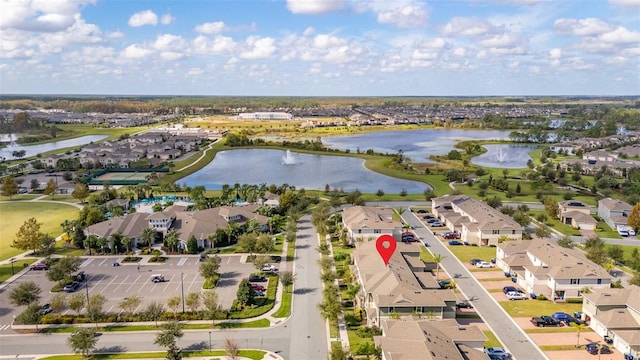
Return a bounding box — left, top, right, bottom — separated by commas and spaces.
476, 261, 494, 268
262, 264, 278, 272
506, 291, 528, 301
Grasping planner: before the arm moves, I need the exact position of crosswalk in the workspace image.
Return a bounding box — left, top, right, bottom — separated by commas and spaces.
78, 257, 200, 268
0, 324, 11, 331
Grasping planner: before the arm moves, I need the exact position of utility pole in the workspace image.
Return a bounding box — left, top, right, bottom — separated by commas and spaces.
181, 273, 185, 313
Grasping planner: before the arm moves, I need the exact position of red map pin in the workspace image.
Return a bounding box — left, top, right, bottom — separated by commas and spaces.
376, 234, 397, 266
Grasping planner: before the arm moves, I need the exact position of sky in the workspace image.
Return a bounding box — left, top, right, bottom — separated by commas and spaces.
1, 0, 639, 96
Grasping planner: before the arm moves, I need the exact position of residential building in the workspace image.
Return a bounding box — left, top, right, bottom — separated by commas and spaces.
557, 200, 597, 230
431, 195, 523, 246
581, 286, 640, 358
351, 240, 457, 327
342, 206, 403, 243
374, 319, 489, 360
235, 112, 293, 121
496, 239, 611, 301
598, 198, 633, 230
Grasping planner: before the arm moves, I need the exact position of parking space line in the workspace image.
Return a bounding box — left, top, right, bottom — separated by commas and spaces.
163, 274, 177, 292
112, 275, 128, 293
186, 274, 198, 292
98, 258, 109, 266
137, 277, 150, 294
124, 275, 141, 293
80, 258, 94, 267
177, 257, 188, 266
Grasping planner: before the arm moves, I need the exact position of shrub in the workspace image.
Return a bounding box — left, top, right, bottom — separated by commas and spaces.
536, 294, 547, 301
566, 298, 584, 304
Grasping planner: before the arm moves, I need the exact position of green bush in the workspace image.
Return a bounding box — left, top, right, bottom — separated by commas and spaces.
536, 294, 547, 300
566, 298, 584, 304
122, 256, 142, 262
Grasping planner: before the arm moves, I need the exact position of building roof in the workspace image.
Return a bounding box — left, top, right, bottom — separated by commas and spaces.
582, 285, 640, 312
343, 206, 401, 231
86, 212, 149, 239
433, 195, 522, 231
563, 210, 597, 224
611, 330, 640, 346
599, 198, 632, 212
596, 308, 640, 329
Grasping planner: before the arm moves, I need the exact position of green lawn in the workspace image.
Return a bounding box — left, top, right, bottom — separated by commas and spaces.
448, 246, 498, 263
483, 330, 503, 348
41, 349, 265, 360
500, 300, 583, 318
0, 202, 80, 261
0, 260, 35, 283
272, 287, 292, 318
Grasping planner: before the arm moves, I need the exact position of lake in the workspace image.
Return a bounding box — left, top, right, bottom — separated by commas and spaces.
181, 149, 431, 194
0, 135, 108, 160
470, 144, 538, 169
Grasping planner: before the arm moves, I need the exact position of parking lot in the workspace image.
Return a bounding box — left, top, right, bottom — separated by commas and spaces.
0, 255, 257, 330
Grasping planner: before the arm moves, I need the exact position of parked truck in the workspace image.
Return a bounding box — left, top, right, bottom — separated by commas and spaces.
530, 316, 562, 327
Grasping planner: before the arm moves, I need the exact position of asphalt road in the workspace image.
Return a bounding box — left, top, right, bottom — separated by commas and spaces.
0, 215, 328, 359
403, 210, 549, 360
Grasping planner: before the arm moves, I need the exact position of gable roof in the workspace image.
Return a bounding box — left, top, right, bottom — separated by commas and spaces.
343, 206, 401, 231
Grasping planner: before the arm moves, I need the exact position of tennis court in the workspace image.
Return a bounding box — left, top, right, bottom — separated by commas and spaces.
92, 171, 156, 182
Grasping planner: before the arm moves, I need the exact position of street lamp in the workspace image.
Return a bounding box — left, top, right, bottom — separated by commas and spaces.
208, 331, 212, 352
85, 275, 90, 303
10, 258, 16, 275
181, 273, 185, 313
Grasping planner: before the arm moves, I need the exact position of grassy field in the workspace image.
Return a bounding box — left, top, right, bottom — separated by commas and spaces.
500, 300, 583, 318
483, 330, 503, 348
41, 349, 266, 360
0, 260, 35, 282
0, 202, 80, 261
448, 245, 498, 263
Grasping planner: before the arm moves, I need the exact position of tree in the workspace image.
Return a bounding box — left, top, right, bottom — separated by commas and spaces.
224, 337, 240, 360
607, 245, 625, 263
30, 178, 40, 190
17, 303, 43, 331
140, 227, 157, 252
375, 189, 385, 204
628, 203, 640, 231
186, 235, 198, 254
202, 291, 223, 328
50, 293, 67, 313
47, 255, 82, 284
535, 225, 552, 239
144, 301, 165, 327
1, 176, 18, 199
86, 294, 107, 325
253, 255, 271, 272
167, 296, 182, 318
185, 292, 201, 313
44, 178, 58, 199
165, 228, 179, 253
433, 253, 445, 280
69, 293, 86, 315
119, 296, 142, 315
154, 321, 183, 360
256, 233, 275, 253
572, 323, 587, 348
543, 197, 559, 217
68, 328, 98, 358
72, 183, 90, 203
279, 271, 294, 292
238, 232, 258, 255
9, 281, 41, 306
557, 237, 574, 248
12, 217, 46, 254
236, 279, 255, 306
629, 272, 640, 286
199, 255, 221, 279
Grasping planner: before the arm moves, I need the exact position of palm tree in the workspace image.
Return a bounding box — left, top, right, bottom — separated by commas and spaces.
433, 253, 446, 280
165, 228, 179, 253
225, 222, 240, 244
572, 323, 586, 348
140, 227, 157, 252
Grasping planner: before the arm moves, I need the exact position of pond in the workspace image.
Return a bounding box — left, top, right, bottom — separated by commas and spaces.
470, 144, 539, 169
181, 149, 430, 194
321, 129, 512, 163
0, 135, 108, 160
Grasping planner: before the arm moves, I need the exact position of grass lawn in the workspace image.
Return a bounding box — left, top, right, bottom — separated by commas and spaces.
0, 259, 35, 283
272, 287, 292, 318
41, 349, 265, 360
525, 326, 592, 333
483, 330, 503, 348
500, 300, 583, 318
0, 202, 80, 261
448, 245, 498, 263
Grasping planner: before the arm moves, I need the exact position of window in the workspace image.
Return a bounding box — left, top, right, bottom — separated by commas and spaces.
374, 229, 381, 234
492, 230, 500, 235
597, 279, 602, 284
570, 279, 580, 285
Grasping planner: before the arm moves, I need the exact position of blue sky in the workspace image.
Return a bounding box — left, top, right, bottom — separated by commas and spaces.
1, 0, 639, 96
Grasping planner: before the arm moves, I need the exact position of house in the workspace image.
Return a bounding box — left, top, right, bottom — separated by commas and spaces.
598, 198, 633, 230
557, 200, 597, 230
351, 240, 457, 327
581, 286, 640, 358
342, 206, 403, 243
431, 195, 523, 246
496, 239, 611, 301
259, 191, 280, 208
374, 319, 489, 360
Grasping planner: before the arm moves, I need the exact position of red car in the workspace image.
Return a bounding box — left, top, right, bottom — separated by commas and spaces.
251, 283, 266, 292
30, 263, 50, 270
442, 233, 460, 239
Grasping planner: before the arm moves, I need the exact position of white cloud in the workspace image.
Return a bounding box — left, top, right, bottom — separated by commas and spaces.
128, 10, 158, 27
554, 18, 613, 36
441, 17, 494, 37
377, 4, 428, 28
240, 36, 277, 59
313, 34, 347, 49
0, 0, 96, 32
187, 67, 204, 76
549, 48, 562, 59
599, 26, 640, 44
195, 22, 226, 35
106, 31, 124, 39
286, 0, 346, 14
303, 27, 315, 37
160, 14, 175, 25
123, 44, 152, 59
609, 0, 640, 7
192, 35, 236, 55
154, 34, 187, 52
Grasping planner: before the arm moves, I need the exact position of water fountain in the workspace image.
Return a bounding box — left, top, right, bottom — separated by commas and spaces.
281, 150, 297, 165
495, 146, 509, 163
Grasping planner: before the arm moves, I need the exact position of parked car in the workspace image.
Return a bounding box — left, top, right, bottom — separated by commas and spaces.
506, 291, 528, 300
253, 290, 265, 297
251, 283, 266, 292
416, 209, 427, 214
443, 233, 460, 239
476, 261, 494, 268
63, 281, 81, 293
438, 280, 453, 289
502, 286, 523, 294
151, 274, 166, 283
484, 347, 509, 359
40, 304, 53, 315
430, 221, 445, 227
586, 343, 612, 355
75, 271, 86, 282
448, 240, 463, 246
262, 264, 278, 272
30, 262, 49, 271
551, 312, 572, 322
531, 316, 562, 327
426, 218, 438, 223
249, 275, 267, 282
456, 301, 473, 309
469, 258, 483, 265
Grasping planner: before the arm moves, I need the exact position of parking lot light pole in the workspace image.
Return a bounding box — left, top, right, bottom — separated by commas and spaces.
208, 331, 212, 352
10, 258, 16, 275
181, 273, 185, 313
85, 277, 90, 303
